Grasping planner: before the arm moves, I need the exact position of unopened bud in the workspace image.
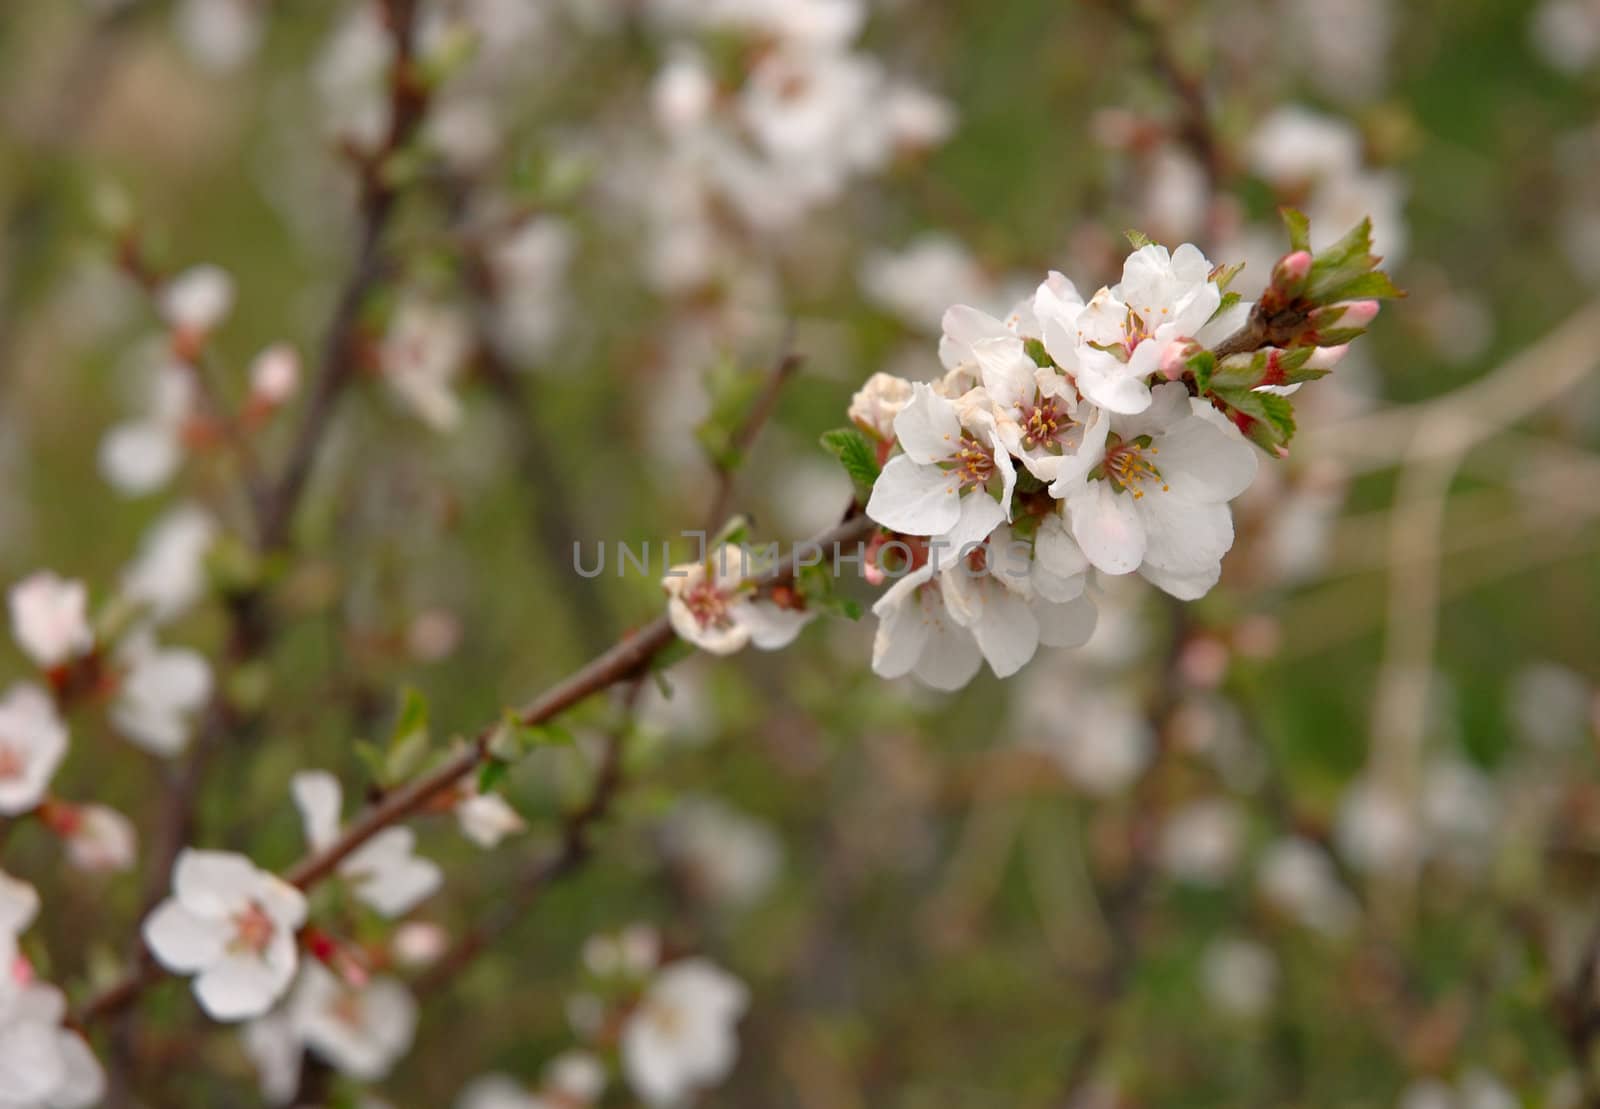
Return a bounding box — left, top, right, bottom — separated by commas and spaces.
248, 344, 300, 407
1277, 250, 1312, 283
1306, 344, 1350, 370
1159, 340, 1194, 381
1339, 300, 1380, 328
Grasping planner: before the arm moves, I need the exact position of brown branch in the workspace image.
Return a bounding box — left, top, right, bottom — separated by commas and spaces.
73, 512, 875, 1026
415, 681, 643, 995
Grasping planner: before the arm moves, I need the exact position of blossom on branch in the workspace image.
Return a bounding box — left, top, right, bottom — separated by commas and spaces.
143, 849, 308, 1021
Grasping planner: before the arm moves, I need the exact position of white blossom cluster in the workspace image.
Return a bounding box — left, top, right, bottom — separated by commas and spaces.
635, 0, 954, 292
0, 873, 104, 1107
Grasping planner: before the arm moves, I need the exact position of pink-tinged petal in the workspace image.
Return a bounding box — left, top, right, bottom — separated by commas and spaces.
1067, 482, 1147, 576
143, 899, 226, 972
891, 385, 962, 464
194, 953, 286, 1021
865, 455, 961, 537
1035, 592, 1098, 648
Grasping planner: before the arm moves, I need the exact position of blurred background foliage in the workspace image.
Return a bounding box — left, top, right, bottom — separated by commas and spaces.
2, 0, 1599, 1106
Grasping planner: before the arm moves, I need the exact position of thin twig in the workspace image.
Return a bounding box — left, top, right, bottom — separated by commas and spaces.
704, 335, 803, 535
415, 680, 645, 995
73, 512, 875, 1026
254, 0, 431, 550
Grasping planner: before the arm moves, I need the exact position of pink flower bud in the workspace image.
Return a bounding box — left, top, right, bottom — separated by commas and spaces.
1159, 341, 1190, 381
1277, 251, 1312, 282
1307, 344, 1350, 370
1340, 300, 1380, 328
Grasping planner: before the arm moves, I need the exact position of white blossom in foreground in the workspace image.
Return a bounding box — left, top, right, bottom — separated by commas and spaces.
662, 545, 813, 656
0, 974, 106, 1109
1049, 382, 1257, 600
292, 771, 442, 916
0, 685, 68, 816
143, 849, 308, 1020
622, 958, 749, 1107
1052, 244, 1220, 416
8, 573, 93, 671
291, 963, 417, 1082
864, 384, 1013, 550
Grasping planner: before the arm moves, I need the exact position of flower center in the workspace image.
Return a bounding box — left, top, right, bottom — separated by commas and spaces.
1101, 435, 1168, 500
682, 581, 734, 630
949, 436, 995, 489
649, 999, 687, 1040
0, 742, 22, 781
1019, 399, 1070, 451
330, 990, 366, 1030
229, 902, 276, 957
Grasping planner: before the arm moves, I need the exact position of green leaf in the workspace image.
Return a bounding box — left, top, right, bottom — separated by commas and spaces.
695, 356, 765, 470
1188, 349, 1217, 394
477, 759, 509, 793
1124, 228, 1152, 250
1280, 208, 1311, 253
1317, 270, 1406, 303
1212, 265, 1246, 296
1213, 386, 1297, 451
1023, 337, 1055, 368
819, 427, 882, 501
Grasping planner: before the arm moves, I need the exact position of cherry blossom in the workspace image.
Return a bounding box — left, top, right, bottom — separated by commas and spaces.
292, 771, 442, 917
1050, 244, 1220, 416
1048, 382, 1258, 600
119, 504, 217, 625
143, 849, 308, 1020
621, 957, 749, 1107
662, 545, 813, 656
290, 962, 418, 1082
56, 803, 138, 874
111, 632, 213, 756
0, 685, 68, 816
8, 573, 93, 672
864, 384, 1014, 551
454, 785, 527, 849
